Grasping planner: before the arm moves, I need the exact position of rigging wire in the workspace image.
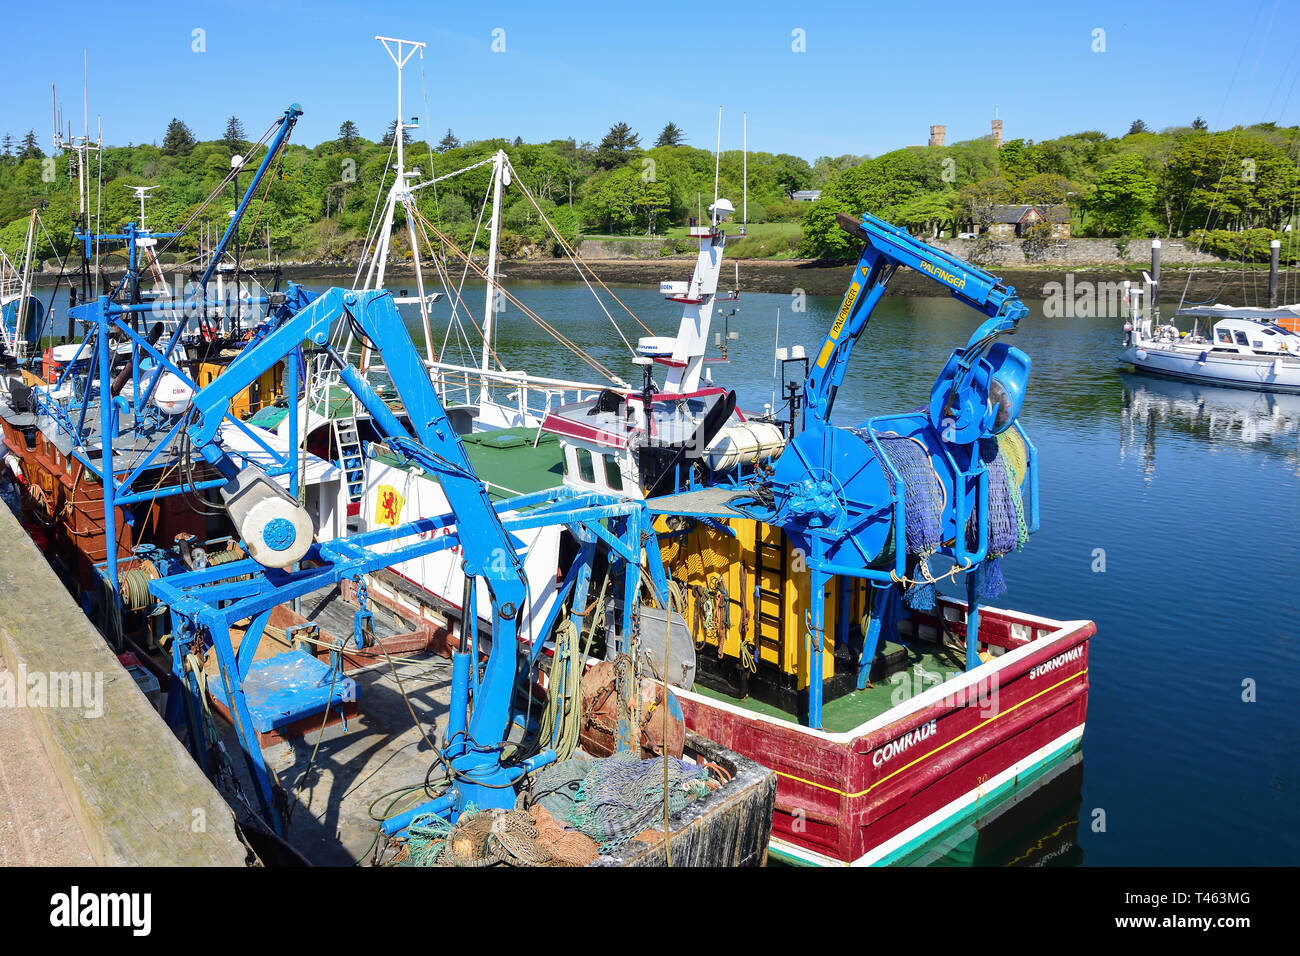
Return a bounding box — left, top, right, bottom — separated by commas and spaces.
435, 171, 496, 367
149, 117, 282, 264
410, 210, 487, 370
504, 156, 653, 340
1174, 0, 1276, 310
351, 134, 398, 293
411, 206, 625, 384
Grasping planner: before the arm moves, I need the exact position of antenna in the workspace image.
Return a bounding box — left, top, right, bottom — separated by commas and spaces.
376, 35, 426, 178
771, 306, 781, 413
712, 106, 722, 222
742, 112, 748, 226
129, 185, 160, 231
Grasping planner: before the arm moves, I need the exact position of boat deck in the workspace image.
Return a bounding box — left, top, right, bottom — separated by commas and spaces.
691, 642, 959, 734
217, 642, 455, 865
371, 425, 565, 503
205, 585, 774, 866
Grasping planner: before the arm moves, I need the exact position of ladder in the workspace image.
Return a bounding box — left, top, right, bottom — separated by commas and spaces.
333, 415, 366, 503
752, 528, 787, 666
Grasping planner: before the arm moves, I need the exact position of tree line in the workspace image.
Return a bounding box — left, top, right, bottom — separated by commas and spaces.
799, 120, 1300, 261
1, 116, 1296, 265
0, 116, 815, 264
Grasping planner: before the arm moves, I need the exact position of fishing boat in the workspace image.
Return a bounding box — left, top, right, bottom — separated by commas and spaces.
347, 200, 1096, 866
0, 61, 777, 866
0, 99, 347, 647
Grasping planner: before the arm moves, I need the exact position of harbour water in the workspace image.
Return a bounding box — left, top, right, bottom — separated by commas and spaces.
390, 277, 1299, 866
16, 275, 1297, 865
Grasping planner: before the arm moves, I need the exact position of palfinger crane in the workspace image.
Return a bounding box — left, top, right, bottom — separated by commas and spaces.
751, 212, 1036, 727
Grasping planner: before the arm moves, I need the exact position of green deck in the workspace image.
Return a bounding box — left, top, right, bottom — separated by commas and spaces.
691, 642, 961, 734
247, 405, 289, 430
312, 382, 404, 419
372, 426, 566, 503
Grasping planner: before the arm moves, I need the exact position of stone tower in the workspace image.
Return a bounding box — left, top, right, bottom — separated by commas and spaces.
928, 125, 946, 148
992, 117, 1003, 149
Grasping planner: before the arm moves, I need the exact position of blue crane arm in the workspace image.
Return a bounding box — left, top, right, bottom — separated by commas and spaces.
185, 286, 529, 753
804, 212, 1028, 424
131, 104, 305, 421
197, 103, 303, 291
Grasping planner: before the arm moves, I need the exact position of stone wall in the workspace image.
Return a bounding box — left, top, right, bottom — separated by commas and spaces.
931, 237, 1225, 267
575, 235, 1228, 267
0, 506, 249, 866
576, 238, 684, 259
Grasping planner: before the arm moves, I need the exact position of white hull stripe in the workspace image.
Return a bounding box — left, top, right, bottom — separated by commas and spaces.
768, 724, 1085, 867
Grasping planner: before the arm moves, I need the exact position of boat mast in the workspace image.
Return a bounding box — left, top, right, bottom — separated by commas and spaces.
363, 36, 433, 365
15, 211, 37, 357
713, 106, 722, 215
480, 148, 505, 394
657, 110, 735, 395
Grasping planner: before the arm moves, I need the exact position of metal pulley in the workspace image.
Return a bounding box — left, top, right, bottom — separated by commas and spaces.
219, 464, 313, 568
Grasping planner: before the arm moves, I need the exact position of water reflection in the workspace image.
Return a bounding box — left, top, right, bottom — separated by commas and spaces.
1119, 370, 1300, 474
903, 754, 1085, 867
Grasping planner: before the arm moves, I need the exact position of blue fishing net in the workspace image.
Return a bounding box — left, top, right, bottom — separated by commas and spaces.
967, 436, 1029, 598
868, 434, 945, 610
854, 428, 1030, 607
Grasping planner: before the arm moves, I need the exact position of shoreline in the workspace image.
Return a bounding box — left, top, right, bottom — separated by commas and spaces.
279, 257, 1289, 302
39, 257, 1289, 303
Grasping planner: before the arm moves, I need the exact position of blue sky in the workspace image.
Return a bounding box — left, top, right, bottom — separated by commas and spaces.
4, 0, 1298, 161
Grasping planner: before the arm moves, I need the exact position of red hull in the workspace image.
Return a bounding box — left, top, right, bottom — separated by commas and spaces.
676, 598, 1094, 865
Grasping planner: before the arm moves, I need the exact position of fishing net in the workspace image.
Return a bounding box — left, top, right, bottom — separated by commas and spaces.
527, 756, 596, 820
967, 431, 1030, 598
395, 750, 714, 865
400, 801, 599, 868
865, 433, 945, 610
565, 749, 713, 853
855, 425, 1030, 606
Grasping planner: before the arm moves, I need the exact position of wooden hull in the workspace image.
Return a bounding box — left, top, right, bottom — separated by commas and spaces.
676, 598, 1093, 866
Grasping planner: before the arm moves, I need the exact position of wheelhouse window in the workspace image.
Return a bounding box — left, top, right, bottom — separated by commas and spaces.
576, 448, 595, 484
1217, 329, 1233, 344
603, 454, 623, 491
1235, 331, 1250, 346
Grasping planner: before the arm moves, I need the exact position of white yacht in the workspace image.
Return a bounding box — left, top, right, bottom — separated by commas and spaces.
1121, 304, 1300, 393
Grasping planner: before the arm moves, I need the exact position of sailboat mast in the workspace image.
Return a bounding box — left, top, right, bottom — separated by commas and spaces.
713, 106, 722, 222
743, 112, 747, 226
480, 149, 505, 386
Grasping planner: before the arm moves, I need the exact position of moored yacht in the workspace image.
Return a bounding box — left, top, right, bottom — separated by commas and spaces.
1121, 305, 1300, 393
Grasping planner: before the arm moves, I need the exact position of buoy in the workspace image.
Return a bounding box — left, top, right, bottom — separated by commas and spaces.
153, 372, 195, 416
